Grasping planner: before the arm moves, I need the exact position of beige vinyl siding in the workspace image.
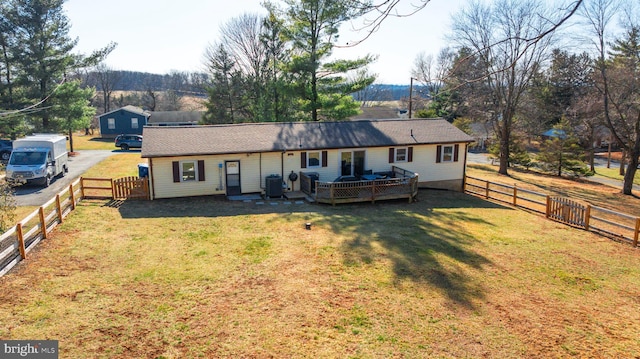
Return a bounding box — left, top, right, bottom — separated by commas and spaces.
248, 152, 281, 191
414, 144, 465, 182
151, 153, 286, 199
151, 157, 218, 199
149, 143, 467, 199
289, 145, 466, 184
366, 147, 393, 172
287, 150, 337, 184
368, 144, 465, 182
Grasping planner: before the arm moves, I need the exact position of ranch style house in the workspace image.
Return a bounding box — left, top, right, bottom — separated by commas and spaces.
140, 118, 474, 201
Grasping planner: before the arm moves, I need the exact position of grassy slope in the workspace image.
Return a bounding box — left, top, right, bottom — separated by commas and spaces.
0, 159, 639, 357
468, 163, 640, 215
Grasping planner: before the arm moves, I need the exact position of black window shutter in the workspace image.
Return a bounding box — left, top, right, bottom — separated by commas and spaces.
454, 144, 460, 162
172, 161, 180, 182
321, 151, 328, 167
408, 147, 413, 162
198, 160, 205, 181
436, 145, 442, 163
388, 148, 394, 163
301, 152, 307, 168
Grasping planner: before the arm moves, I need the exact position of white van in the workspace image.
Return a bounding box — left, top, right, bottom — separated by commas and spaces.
6, 134, 68, 187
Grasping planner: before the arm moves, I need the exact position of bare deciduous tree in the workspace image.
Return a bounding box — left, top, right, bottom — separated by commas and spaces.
450, 0, 555, 175
94, 63, 122, 114
581, 0, 640, 195
412, 48, 454, 98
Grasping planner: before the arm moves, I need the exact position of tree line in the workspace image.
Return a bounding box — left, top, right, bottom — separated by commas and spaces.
2, 0, 634, 196
0, 0, 113, 141
409, 0, 638, 195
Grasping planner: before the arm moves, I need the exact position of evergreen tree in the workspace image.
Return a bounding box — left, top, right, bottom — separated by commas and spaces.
536, 119, 589, 177
49, 80, 95, 152
10, 0, 77, 131
0, 164, 16, 232
1, 0, 113, 135
261, 11, 296, 122
202, 44, 245, 124
271, 0, 375, 121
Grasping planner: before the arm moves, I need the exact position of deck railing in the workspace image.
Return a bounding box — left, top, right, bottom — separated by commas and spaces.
314, 166, 419, 205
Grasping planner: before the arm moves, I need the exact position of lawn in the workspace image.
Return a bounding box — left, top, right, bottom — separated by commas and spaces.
68, 132, 115, 151
594, 166, 640, 186
467, 163, 640, 215
1, 161, 640, 357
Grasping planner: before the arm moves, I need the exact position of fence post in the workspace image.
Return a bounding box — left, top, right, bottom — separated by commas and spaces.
16, 223, 26, 260
585, 205, 591, 231
69, 183, 76, 210
371, 181, 376, 204
634, 217, 640, 247
545, 195, 551, 218
111, 178, 115, 200
39, 207, 47, 240
55, 194, 63, 223
80, 177, 85, 199
513, 184, 517, 206
485, 181, 490, 199
330, 185, 335, 206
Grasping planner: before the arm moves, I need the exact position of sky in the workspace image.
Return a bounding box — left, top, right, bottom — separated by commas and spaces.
63, 0, 466, 85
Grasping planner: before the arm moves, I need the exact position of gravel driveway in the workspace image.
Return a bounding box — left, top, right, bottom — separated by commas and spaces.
11, 150, 117, 206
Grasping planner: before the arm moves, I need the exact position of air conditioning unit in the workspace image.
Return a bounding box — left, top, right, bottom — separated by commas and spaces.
265, 175, 283, 198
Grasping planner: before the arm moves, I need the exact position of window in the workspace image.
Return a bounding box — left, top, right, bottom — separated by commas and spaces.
107, 118, 115, 129
301, 151, 328, 168
436, 144, 460, 163
172, 160, 206, 183
442, 145, 454, 162
308, 151, 320, 167
131, 118, 139, 129
181, 161, 197, 181
388, 147, 413, 163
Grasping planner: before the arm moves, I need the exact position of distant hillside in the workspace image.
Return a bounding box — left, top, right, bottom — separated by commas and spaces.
352, 84, 430, 102
83, 70, 207, 96
83, 71, 428, 101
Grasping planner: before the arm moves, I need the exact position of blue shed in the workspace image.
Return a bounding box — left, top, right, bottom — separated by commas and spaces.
98, 105, 151, 138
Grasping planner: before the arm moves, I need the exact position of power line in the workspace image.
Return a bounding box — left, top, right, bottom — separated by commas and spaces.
0, 76, 67, 118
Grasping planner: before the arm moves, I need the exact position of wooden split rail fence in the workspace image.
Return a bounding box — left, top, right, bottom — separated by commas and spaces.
0, 176, 149, 277
465, 175, 640, 246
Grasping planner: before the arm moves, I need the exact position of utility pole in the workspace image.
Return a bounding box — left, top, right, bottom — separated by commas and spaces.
408, 77, 415, 119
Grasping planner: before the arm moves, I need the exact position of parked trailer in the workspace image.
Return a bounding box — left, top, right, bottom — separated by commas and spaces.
5, 134, 68, 187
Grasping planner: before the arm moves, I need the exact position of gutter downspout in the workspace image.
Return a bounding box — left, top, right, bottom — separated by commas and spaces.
281, 150, 285, 184
149, 158, 155, 200
462, 143, 469, 192
259, 153, 265, 190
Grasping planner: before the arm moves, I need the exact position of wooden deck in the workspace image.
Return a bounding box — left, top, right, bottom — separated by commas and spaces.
309, 166, 419, 205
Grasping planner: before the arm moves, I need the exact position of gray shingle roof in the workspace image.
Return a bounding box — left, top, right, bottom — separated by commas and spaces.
141, 118, 474, 158
99, 105, 150, 118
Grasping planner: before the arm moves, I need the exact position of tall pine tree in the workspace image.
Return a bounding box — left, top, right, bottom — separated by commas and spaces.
269, 0, 375, 121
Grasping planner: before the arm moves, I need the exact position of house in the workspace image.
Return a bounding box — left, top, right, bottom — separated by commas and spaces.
98, 106, 151, 138
140, 119, 474, 200
147, 111, 203, 126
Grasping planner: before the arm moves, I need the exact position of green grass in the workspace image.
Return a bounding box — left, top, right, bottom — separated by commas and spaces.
1, 188, 640, 357
82, 153, 144, 178
594, 166, 640, 185
68, 133, 115, 151
1, 155, 639, 358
